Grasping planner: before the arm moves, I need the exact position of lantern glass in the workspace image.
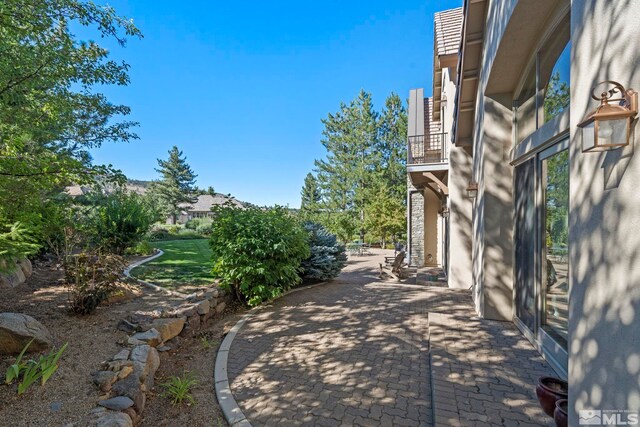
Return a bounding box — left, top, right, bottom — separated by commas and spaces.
595, 116, 629, 150
466, 184, 478, 199
581, 120, 596, 152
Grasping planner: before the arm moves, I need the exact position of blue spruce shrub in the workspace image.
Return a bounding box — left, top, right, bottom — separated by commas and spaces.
301, 222, 347, 281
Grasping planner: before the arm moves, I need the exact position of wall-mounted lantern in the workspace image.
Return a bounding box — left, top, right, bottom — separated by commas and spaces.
578, 80, 637, 152
466, 181, 478, 199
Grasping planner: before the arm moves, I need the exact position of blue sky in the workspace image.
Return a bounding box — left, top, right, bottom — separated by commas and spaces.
88, 0, 461, 206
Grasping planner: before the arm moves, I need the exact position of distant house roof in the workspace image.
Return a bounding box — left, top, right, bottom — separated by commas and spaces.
64, 183, 147, 197
180, 194, 244, 213
65, 185, 87, 197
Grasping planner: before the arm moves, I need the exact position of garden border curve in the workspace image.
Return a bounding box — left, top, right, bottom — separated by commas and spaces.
214, 280, 328, 427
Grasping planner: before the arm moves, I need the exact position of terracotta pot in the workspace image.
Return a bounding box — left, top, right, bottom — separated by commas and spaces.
554, 399, 568, 427
536, 376, 568, 417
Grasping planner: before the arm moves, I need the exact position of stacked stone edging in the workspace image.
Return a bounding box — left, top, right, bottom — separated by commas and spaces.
87, 253, 234, 427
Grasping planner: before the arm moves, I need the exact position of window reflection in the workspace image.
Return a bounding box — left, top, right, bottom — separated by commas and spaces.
541, 42, 571, 123
542, 149, 569, 345
514, 13, 570, 142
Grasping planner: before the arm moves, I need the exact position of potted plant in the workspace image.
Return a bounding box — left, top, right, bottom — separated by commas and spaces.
536, 376, 568, 417
554, 399, 568, 427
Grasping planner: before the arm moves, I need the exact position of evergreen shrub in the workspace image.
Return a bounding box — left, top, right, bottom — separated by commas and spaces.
300, 222, 347, 282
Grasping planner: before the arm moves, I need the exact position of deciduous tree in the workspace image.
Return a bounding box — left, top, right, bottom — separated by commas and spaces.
0, 0, 141, 262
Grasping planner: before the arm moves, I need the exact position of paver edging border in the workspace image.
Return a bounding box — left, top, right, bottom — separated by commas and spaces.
215, 312, 254, 427
214, 279, 329, 427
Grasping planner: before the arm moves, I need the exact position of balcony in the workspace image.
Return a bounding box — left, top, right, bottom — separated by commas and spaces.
408, 133, 448, 165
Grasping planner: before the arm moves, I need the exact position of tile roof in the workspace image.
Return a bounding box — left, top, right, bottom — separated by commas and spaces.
424, 98, 442, 134
434, 7, 463, 57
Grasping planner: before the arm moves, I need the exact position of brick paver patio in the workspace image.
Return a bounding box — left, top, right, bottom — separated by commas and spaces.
226, 251, 556, 426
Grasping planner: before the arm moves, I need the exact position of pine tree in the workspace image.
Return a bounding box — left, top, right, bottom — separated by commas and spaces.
365, 182, 406, 247
379, 93, 408, 203
150, 146, 197, 223
315, 90, 379, 242
300, 222, 348, 281
300, 173, 321, 220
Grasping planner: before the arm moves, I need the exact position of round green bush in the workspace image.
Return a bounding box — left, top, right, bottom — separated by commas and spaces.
209, 206, 309, 307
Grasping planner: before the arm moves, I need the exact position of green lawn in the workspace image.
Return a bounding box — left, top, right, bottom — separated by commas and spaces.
131, 239, 215, 291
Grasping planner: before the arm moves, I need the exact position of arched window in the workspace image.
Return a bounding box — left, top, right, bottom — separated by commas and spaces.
514, 13, 570, 143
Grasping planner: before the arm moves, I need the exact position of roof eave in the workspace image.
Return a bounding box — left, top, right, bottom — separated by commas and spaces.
453, 0, 487, 148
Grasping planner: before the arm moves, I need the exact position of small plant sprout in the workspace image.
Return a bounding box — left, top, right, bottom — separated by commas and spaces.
160, 371, 199, 405
200, 336, 219, 349
5, 339, 33, 385
39, 342, 68, 385
5, 340, 68, 395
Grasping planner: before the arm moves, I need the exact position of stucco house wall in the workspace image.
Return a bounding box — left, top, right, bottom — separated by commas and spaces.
442, 66, 473, 290
464, 0, 640, 423
468, 0, 519, 321
569, 0, 640, 421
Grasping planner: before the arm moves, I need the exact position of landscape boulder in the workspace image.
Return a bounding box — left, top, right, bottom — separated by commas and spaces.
130, 344, 160, 387
98, 396, 134, 411
0, 267, 26, 289
195, 299, 210, 315
0, 313, 53, 354
94, 411, 133, 427
171, 304, 197, 318
92, 371, 119, 392
113, 349, 130, 361
16, 258, 33, 278
149, 317, 185, 343
129, 329, 161, 347
216, 302, 226, 314
111, 375, 146, 414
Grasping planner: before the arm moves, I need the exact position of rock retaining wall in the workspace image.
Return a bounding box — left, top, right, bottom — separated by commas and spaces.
87, 287, 233, 426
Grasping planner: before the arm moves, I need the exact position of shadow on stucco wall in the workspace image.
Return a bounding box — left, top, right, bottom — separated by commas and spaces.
569, 0, 640, 420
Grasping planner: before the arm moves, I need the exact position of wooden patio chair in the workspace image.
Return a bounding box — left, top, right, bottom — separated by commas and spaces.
384, 243, 405, 266
379, 251, 408, 280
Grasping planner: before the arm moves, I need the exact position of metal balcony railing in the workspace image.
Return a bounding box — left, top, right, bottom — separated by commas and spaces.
408, 133, 448, 165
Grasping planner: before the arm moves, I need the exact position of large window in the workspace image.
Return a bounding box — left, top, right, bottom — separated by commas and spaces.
515, 13, 570, 143
541, 149, 569, 345
514, 158, 537, 332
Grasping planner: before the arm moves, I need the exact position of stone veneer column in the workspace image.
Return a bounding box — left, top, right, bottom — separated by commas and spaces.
424, 188, 440, 267
409, 186, 425, 267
